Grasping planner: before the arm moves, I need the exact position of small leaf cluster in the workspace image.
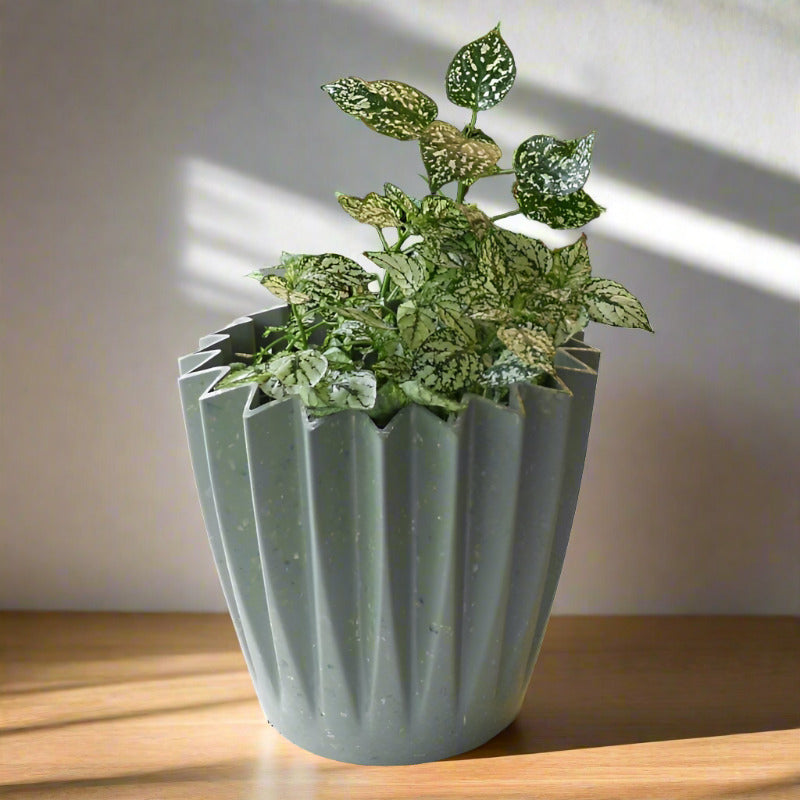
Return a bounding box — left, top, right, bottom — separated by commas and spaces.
219, 25, 651, 423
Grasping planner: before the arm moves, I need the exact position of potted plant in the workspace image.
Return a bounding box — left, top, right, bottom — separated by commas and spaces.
178, 25, 651, 765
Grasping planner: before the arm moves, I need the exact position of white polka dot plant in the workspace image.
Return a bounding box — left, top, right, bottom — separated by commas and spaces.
220, 25, 652, 423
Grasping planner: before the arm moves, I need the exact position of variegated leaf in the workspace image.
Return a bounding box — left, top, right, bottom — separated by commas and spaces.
413, 336, 481, 394
458, 203, 492, 239
445, 25, 516, 111
492, 227, 552, 277
336, 192, 401, 228
292, 254, 373, 302
497, 325, 556, 373
514, 132, 595, 196
482, 349, 548, 388
513, 182, 605, 229
268, 350, 329, 388
419, 121, 502, 192
397, 299, 438, 350
552, 304, 590, 346
322, 77, 438, 140
383, 183, 418, 222
552, 233, 591, 288
433, 295, 477, 344
256, 274, 311, 304
399, 380, 467, 412
336, 304, 393, 329
327, 369, 377, 410
365, 250, 428, 297
584, 278, 653, 331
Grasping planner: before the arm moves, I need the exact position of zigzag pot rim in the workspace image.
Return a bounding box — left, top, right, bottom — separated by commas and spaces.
178, 305, 600, 437
178, 305, 600, 764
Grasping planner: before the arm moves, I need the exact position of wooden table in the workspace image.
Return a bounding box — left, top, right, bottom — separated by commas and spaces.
1, 613, 798, 799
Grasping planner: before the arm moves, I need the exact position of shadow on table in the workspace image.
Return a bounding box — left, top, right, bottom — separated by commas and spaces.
455, 617, 800, 759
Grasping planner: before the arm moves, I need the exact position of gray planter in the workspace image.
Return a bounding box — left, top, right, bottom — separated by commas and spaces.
178, 306, 599, 765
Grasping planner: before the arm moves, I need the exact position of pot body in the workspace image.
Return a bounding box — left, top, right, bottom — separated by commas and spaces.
178, 306, 599, 765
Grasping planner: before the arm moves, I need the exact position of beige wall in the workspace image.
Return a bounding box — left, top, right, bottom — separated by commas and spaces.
2, 0, 798, 612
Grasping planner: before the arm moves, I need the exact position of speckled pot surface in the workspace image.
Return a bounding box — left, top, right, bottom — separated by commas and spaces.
178, 306, 599, 765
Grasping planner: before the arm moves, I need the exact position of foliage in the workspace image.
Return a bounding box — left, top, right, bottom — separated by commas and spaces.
219, 25, 652, 423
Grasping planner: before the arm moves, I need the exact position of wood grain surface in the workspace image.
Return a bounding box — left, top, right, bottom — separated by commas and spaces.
1, 613, 798, 799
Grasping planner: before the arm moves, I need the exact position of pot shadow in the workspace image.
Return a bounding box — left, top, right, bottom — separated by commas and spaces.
453, 615, 800, 759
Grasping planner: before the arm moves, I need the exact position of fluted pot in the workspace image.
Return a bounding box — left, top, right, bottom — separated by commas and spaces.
178, 305, 599, 765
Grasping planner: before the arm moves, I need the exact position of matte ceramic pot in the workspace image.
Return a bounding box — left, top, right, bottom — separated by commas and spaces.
178, 305, 599, 765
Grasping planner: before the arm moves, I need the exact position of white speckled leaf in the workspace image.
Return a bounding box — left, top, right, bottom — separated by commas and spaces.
514, 132, 595, 196
269, 350, 329, 388
337, 192, 401, 228
497, 325, 556, 373
552, 233, 591, 288
513, 183, 605, 229
445, 25, 516, 111
365, 250, 428, 297
419, 121, 502, 192
322, 77, 438, 140
336, 304, 393, 329
482, 349, 548, 388
399, 380, 466, 412
584, 278, 653, 331
397, 299, 438, 350
433, 295, 477, 344
492, 227, 553, 279
256, 275, 311, 304
413, 336, 481, 393
291, 254, 373, 302
327, 369, 377, 409
383, 183, 419, 221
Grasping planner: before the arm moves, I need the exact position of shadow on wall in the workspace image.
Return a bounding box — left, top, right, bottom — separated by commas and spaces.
177, 1, 800, 613
2, 0, 798, 612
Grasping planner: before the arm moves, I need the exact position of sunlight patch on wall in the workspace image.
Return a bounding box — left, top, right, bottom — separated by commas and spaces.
474, 109, 800, 302
181, 158, 376, 314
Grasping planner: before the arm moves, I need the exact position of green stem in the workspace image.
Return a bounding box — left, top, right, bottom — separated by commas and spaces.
291, 304, 309, 347
490, 209, 522, 222
377, 228, 390, 251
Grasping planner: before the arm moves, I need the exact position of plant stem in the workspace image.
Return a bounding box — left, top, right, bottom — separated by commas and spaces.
377, 228, 390, 251
490, 209, 522, 222
465, 107, 478, 136
291, 304, 309, 347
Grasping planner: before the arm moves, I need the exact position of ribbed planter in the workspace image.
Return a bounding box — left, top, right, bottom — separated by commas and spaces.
178, 305, 599, 765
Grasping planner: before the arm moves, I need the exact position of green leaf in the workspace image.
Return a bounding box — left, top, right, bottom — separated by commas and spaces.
336, 192, 401, 228
399, 381, 466, 412
445, 25, 516, 111
513, 183, 605, 229
433, 295, 477, 345
482, 350, 548, 388
419, 121, 502, 193
268, 350, 329, 388
321, 77, 438, 140
383, 183, 419, 222
255, 274, 311, 305
514, 132, 595, 196
412, 336, 482, 394
327, 369, 377, 410
365, 250, 428, 297
336, 303, 393, 329
369, 381, 410, 421
551, 233, 591, 288
397, 299, 438, 350
291, 254, 373, 302
458, 203, 492, 239
584, 278, 653, 331
492, 227, 552, 279
496, 325, 556, 374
